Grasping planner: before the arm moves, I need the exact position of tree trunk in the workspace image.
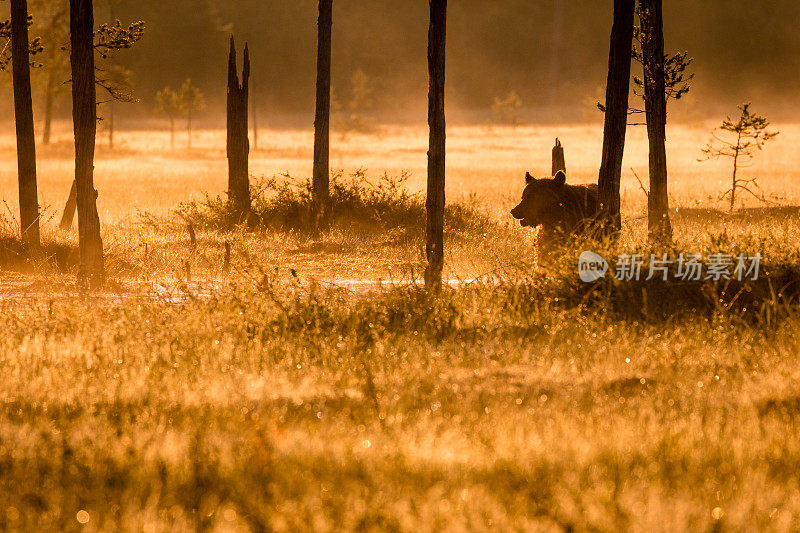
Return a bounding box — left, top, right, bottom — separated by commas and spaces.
425, 0, 447, 291
641, 0, 671, 242
59, 180, 77, 229
731, 136, 741, 212
108, 100, 115, 149
252, 81, 259, 151
42, 69, 55, 145
187, 110, 192, 149
312, 0, 333, 227
170, 117, 175, 149
107, 1, 115, 150
227, 36, 251, 216
548, 0, 565, 108
11, 0, 41, 249
70, 0, 104, 284
597, 0, 635, 233
551, 138, 566, 175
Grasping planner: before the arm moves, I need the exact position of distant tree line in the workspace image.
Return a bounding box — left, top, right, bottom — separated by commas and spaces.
101, 0, 800, 118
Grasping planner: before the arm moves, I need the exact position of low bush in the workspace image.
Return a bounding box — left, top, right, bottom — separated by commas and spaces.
178, 170, 492, 237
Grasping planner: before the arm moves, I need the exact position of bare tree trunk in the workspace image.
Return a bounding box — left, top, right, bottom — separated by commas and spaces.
41, 4, 68, 146
60, 180, 77, 229
551, 138, 566, 175
11, 0, 41, 249
227, 36, 251, 216
425, 0, 447, 291
107, 1, 115, 150
598, 0, 635, 233
42, 69, 55, 145
108, 101, 115, 149
70, 0, 104, 284
187, 110, 192, 149
251, 81, 259, 151
548, 0, 565, 108
106, 80, 115, 150
641, 0, 671, 242
312, 0, 333, 227
730, 135, 741, 212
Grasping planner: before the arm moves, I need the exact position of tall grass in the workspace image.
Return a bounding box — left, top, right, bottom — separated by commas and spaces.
2, 130, 800, 529
2, 276, 800, 530
1, 202, 800, 529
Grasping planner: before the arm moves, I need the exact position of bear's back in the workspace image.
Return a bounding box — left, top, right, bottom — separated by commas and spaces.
561, 183, 600, 217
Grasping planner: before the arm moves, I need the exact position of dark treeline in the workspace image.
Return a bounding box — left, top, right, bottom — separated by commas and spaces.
4, 0, 800, 124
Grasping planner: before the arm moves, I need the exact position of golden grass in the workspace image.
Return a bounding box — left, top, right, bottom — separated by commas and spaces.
0, 121, 797, 282
1, 121, 798, 224
0, 124, 799, 530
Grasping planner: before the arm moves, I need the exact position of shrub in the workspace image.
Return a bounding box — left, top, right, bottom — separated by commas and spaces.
178, 170, 492, 237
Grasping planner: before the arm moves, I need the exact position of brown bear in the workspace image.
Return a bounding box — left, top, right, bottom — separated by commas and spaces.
510, 170, 600, 242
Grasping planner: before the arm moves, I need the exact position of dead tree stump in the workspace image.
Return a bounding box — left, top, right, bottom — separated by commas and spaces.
227, 36, 251, 217
551, 138, 566, 176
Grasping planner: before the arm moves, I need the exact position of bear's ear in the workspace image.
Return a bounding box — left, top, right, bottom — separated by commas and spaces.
553, 170, 566, 187
525, 172, 535, 184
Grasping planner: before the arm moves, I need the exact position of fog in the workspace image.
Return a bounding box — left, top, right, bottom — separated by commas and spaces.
4, 0, 800, 125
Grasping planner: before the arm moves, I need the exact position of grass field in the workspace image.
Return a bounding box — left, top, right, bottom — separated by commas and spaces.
1, 123, 800, 531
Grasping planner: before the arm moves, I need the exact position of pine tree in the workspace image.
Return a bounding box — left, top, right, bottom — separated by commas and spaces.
155, 86, 180, 149
177, 78, 205, 149
701, 103, 779, 211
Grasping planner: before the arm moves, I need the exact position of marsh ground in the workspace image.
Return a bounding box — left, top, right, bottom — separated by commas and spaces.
0, 123, 799, 531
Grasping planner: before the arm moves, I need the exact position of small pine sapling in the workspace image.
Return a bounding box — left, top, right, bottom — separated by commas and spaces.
178, 78, 206, 149
155, 86, 180, 149
492, 90, 523, 126
701, 103, 779, 211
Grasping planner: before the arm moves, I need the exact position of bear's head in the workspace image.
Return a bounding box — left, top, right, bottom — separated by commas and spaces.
510, 170, 567, 228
